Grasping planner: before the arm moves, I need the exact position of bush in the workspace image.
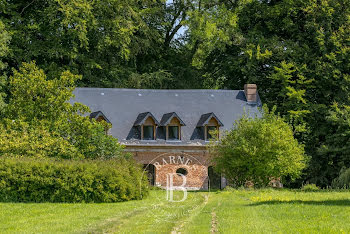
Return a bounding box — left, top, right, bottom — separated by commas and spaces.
301, 184, 319, 191
210, 106, 308, 187
0, 157, 149, 203
332, 168, 350, 189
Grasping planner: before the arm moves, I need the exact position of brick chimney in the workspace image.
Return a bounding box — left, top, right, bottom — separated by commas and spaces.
244, 84, 257, 104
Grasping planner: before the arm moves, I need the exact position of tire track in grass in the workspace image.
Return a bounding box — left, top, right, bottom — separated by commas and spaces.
177, 192, 224, 234
81, 202, 166, 233
210, 206, 218, 233
84, 192, 208, 233
110, 192, 207, 233
210, 199, 222, 234
171, 194, 209, 234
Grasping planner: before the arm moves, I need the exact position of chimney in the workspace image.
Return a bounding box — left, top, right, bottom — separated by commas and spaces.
244, 84, 257, 104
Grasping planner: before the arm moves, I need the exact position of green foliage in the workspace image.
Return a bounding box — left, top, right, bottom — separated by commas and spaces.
0, 20, 10, 113
0, 119, 79, 158
7, 61, 82, 122
326, 104, 350, 157
0, 157, 149, 203
0, 0, 178, 88
301, 184, 320, 191
210, 106, 308, 187
186, 1, 242, 68
315, 104, 350, 185
127, 70, 173, 89
198, 0, 350, 187
0, 62, 124, 159
0, 20, 10, 70
332, 167, 350, 189
268, 62, 312, 134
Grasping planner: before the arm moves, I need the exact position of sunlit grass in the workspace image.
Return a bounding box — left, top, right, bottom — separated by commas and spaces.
1, 189, 350, 233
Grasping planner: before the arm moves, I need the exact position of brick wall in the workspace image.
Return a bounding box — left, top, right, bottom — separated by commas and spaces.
125, 145, 211, 190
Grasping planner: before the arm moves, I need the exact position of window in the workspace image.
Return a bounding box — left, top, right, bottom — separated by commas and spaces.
143, 126, 154, 140
168, 126, 179, 140
161, 113, 185, 141
165, 116, 183, 141
197, 113, 223, 141
206, 126, 217, 140
134, 113, 159, 140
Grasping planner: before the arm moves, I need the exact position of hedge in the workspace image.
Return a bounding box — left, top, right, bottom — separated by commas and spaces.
0, 157, 149, 203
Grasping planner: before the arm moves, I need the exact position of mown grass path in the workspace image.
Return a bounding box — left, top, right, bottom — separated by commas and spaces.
1, 189, 350, 233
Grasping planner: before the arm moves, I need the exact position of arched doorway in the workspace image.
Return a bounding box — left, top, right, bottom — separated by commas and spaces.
208, 166, 221, 190
143, 164, 156, 186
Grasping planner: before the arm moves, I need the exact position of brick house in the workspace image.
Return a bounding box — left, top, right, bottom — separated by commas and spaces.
72, 84, 261, 190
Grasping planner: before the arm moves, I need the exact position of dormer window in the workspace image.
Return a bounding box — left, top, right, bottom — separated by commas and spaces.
160, 112, 186, 141
134, 112, 159, 141
196, 113, 224, 141
142, 118, 156, 140
168, 126, 179, 140
90, 111, 111, 135
143, 126, 154, 140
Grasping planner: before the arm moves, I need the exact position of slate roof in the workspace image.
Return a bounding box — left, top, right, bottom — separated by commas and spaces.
71, 88, 262, 145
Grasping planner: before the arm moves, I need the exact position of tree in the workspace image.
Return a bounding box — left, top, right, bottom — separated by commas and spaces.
0, 0, 241, 90
314, 104, 350, 185
210, 106, 308, 187
0, 62, 124, 159
0, 20, 11, 113
198, 0, 349, 186
0, 0, 166, 87
0, 20, 10, 71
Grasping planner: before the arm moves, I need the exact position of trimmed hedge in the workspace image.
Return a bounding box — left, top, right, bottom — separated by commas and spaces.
0, 157, 149, 203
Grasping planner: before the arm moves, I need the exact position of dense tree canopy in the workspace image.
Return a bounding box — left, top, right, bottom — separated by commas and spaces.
0, 19, 10, 113
0, 0, 349, 186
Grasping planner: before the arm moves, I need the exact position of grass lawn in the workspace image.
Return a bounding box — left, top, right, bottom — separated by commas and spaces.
1, 189, 350, 233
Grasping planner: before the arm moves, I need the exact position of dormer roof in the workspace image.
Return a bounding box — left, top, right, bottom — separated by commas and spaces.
160, 112, 186, 126
133, 112, 160, 126
89, 111, 111, 123
196, 112, 224, 127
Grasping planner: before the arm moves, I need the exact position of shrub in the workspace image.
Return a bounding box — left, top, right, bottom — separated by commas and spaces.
0, 157, 149, 203
210, 106, 308, 187
332, 168, 350, 189
301, 184, 319, 191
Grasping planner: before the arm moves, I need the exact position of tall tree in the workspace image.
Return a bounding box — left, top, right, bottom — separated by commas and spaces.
196, 0, 350, 186
316, 104, 350, 186
0, 0, 167, 87
0, 0, 243, 89
0, 20, 10, 113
